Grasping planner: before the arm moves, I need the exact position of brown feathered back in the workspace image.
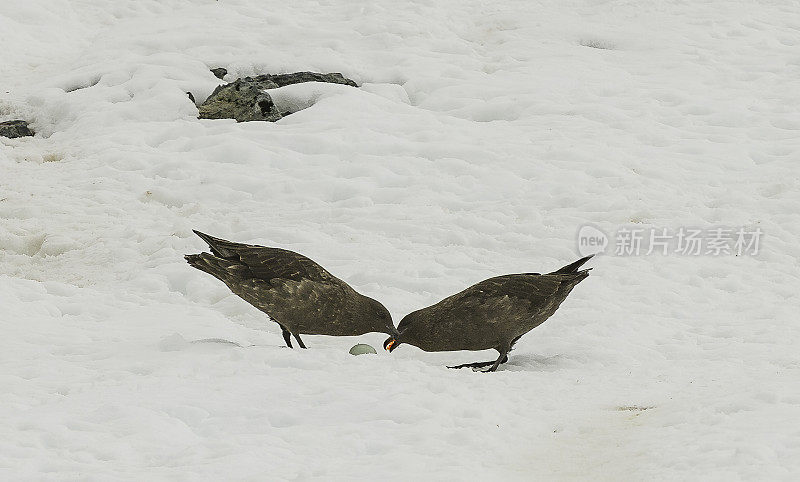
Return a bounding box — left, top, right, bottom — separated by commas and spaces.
186, 231, 395, 342
396, 256, 592, 353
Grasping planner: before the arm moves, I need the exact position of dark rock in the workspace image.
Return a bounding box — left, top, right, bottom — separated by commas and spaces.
198, 77, 282, 122
187, 92, 196, 104
210, 67, 227, 80
266, 72, 357, 88
197, 71, 357, 123
0, 120, 34, 138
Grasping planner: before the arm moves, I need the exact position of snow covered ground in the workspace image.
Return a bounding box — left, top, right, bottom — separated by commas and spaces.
2, 0, 799, 479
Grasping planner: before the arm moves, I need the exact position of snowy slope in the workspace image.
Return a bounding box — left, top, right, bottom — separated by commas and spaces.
2, 0, 799, 479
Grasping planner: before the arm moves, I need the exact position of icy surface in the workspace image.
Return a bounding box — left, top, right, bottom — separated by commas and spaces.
2, 0, 799, 479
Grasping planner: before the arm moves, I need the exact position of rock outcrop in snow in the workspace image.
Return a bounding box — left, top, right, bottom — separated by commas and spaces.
198, 72, 358, 122
0, 120, 34, 138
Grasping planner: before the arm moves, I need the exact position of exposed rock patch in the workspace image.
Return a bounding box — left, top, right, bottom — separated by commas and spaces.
210, 67, 227, 80
198, 72, 357, 122
264, 72, 356, 88
198, 77, 283, 122
0, 120, 34, 138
